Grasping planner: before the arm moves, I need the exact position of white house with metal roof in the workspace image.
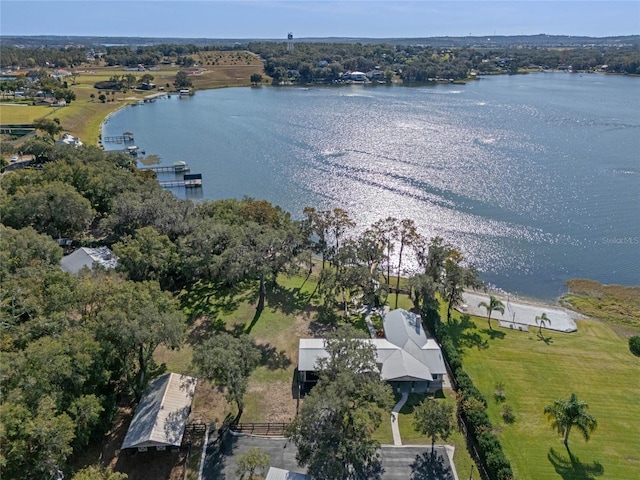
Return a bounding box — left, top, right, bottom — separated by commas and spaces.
60, 246, 118, 274
298, 309, 446, 392
122, 373, 197, 451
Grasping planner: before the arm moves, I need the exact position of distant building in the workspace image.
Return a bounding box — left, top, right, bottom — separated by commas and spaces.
55, 133, 83, 147
60, 246, 117, 274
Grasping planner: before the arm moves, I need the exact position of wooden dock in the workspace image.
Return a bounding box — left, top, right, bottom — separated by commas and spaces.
159, 173, 202, 188
103, 132, 134, 143
140, 162, 190, 174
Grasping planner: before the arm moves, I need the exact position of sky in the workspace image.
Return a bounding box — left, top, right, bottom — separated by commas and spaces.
1, 1, 639, 39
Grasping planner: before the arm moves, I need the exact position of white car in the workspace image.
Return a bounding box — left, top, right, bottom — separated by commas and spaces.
10, 156, 19, 163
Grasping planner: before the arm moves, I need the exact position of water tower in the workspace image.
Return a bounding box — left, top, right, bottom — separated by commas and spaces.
287, 32, 294, 52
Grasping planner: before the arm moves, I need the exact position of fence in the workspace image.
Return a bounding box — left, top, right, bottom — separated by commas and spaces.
442, 354, 491, 480
230, 422, 290, 436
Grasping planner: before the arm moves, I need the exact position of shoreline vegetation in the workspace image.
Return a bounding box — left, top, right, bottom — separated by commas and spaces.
561, 279, 640, 334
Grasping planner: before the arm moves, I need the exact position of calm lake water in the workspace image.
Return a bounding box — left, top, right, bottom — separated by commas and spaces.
103, 73, 640, 301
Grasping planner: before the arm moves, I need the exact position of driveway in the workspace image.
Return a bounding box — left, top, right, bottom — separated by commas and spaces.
202, 433, 457, 480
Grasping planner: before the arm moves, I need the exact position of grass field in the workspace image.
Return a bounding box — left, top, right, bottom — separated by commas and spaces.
0, 52, 265, 148
450, 309, 640, 479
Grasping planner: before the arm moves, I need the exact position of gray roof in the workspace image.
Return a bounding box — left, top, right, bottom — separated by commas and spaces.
122, 373, 197, 449
265, 467, 310, 480
60, 246, 118, 274
298, 309, 445, 382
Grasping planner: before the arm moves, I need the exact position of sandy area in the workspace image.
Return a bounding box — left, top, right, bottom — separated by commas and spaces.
460, 291, 580, 332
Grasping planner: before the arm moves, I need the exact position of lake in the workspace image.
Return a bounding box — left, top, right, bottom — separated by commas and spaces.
103, 73, 640, 301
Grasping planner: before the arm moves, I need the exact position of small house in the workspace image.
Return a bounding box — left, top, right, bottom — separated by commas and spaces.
60, 246, 117, 274
122, 373, 197, 452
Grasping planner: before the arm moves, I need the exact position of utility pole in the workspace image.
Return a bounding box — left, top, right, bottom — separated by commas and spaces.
469, 464, 474, 480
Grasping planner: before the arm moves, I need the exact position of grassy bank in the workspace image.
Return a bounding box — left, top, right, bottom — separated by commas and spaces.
0, 51, 265, 146
561, 278, 640, 333
450, 308, 640, 479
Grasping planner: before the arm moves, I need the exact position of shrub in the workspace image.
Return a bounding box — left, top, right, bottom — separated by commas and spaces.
630, 336, 640, 357
501, 404, 515, 423
494, 381, 506, 402
477, 431, 501, 457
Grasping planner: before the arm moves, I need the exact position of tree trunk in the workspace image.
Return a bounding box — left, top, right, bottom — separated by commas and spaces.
395, 244, 404, 309
136, 344, 146, 402
563, 426, 571, 448
386, 246, 392, 287
488, 313, 493, 330
446, 291, 454, 323
257, 274, 266, 311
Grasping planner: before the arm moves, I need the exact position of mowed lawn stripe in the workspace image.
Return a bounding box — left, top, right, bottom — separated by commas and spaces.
458, 314, 640, 479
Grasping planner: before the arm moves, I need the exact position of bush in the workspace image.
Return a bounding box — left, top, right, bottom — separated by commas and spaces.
494, 381, 506, 402
501, 404, 515, 424
630, 336, 640, 357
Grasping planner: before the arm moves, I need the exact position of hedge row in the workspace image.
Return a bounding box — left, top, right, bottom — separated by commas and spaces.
435, 319, 514, 480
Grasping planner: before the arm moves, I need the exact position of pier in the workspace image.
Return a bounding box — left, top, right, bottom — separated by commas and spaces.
102, 132, 134, 143
140, 161, 190, 174
159, 173, 202, 189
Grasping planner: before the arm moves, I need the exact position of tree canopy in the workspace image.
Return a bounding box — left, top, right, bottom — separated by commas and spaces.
287, 326, 394, 479
544, 393, 597, 449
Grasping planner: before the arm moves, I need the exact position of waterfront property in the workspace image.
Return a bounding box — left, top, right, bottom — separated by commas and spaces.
298, 309, 446, 393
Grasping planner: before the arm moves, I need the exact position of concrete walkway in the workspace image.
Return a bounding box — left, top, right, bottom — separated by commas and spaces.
391, 389, 409, 446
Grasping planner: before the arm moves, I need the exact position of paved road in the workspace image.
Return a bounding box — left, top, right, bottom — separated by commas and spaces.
202, 433, 456, 480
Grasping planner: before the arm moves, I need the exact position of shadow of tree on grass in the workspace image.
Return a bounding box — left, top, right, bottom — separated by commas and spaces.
459, 331, 489, 350
257, 343, 292, 370
537, 333, 554, 344
265, 282, 316, 315
179, 279, 255, 321
548, 447, 604, 480
486, 329, 506, 340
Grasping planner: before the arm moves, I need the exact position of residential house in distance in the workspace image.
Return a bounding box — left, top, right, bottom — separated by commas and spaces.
55, 133, 83, 147
60, 246, 117, 274
298, 309, 446, 393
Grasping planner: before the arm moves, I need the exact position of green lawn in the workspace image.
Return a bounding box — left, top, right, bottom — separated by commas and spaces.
451, 311, 640, 479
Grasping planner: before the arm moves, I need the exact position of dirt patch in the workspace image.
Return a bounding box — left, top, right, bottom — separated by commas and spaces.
247, 381, 299, 423
191, 381, 235, 425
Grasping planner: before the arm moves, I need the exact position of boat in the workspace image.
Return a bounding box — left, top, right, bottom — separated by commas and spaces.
173, 161, 190, 173
179, 89, 190, 96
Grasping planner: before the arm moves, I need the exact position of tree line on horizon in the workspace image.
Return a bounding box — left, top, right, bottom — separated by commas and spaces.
1, 42, 638, 83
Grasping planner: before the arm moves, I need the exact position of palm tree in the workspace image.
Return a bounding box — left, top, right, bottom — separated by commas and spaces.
478, 295, 505, 331
544, 393, 597, 449
536, 312, 550, 336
